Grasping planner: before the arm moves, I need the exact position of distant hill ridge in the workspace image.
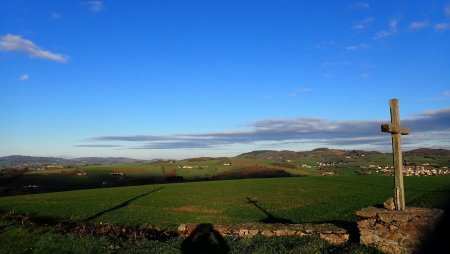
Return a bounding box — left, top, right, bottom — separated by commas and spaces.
0, 155, 150, 169
237, 148, 450, 159
1, 148, 449, 169
404, 148, 450, 156
237, 148, 381, 159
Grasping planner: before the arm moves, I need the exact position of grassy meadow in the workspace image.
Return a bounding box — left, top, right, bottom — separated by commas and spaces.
1, 175, 448, 229
0, 158, 319, 196
1, 152, 449, 253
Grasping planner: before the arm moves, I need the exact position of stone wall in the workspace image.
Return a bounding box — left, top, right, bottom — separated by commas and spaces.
178, 223, 349, 245
356, 206, 443, 254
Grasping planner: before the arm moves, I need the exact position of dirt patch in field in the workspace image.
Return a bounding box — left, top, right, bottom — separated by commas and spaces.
172, 206, 222, 214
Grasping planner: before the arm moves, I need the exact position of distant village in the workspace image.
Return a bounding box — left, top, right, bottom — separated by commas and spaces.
359, 164, 449, 176
315, 161, 449, 176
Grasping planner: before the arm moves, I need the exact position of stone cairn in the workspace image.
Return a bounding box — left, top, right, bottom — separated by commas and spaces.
357, 205, 443, 254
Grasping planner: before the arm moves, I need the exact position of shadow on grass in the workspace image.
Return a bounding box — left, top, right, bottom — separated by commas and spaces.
84, 187, 164, 222
181, 223, 229, 254
311, 220, 360, 243
2, 170, 27, 184
245, 197, 294, 224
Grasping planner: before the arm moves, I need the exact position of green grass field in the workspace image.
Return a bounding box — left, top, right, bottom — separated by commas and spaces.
1, 174, 449, 253
1, 152, 448, 253
3, 152, 447, 198
0, 158, 319, 196
1, 175, 448, 229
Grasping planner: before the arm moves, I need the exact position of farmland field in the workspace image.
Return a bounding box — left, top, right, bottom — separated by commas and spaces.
3, 149, 449, 197
0, 158, 318, 196
1, 151, 449, 253
1, 175, 448, 229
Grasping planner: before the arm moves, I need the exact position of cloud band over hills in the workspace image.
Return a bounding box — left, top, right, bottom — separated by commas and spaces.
78, 108, 450, 151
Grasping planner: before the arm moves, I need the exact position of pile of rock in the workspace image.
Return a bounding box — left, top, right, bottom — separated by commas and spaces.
356, 206, 443, 254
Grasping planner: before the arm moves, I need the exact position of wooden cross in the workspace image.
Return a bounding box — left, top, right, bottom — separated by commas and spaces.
381, 99, 410, 211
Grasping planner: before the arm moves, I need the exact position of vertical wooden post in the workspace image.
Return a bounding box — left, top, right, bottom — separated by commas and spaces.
381, 99, 409, 211
390, 100, 405, 210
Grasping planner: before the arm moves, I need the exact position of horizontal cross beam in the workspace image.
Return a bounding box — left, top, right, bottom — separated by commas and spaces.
381, 124, 410, 135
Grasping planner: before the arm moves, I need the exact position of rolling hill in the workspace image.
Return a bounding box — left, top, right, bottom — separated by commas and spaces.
0, 155, 151, 169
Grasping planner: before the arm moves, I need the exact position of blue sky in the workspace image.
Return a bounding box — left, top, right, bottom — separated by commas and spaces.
1, 0, 449, 159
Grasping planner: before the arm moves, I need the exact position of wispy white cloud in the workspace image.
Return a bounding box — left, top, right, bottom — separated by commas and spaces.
50, 12, 61, 19
314, 40, 334, 49
74, 144, 122, 148
373, 30, 392, 39
410, 21, 429, 30
390, 19, 398, 30
82, 1, 104, 12
19, 74, 29, 81
354, 17, 374, 30
298, 88, 312, 93
346, 43, 369, 51
417, 108, 450, 117
445, 5, 450, 16
0, 34, 69, 63
84, 107, 450, 151
288, 88, 312, 97
419, 97, 442, 102
373, 19, 398, 40
352, 2, 370, 10
359, 73, 370, 78
435, 22, 450, 31
320, 61, 350, 68
420, 91, 450, 101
